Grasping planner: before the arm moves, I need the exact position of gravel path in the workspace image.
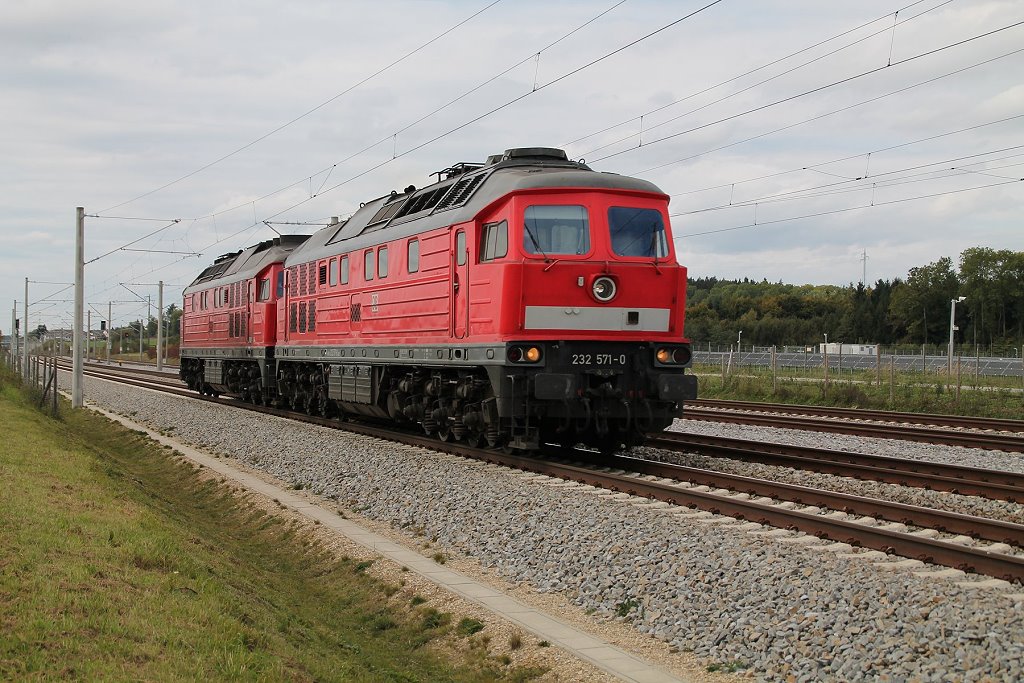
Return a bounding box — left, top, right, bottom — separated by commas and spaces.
73, 377, 1024, 682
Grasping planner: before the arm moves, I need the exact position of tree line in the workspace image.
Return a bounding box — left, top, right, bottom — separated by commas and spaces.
686, 247, 1024, 355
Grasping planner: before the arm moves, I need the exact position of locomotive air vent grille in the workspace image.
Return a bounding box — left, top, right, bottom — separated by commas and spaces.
367, 197, 408, 226
308, 263, 316, 293
434, 174, 486, 212
391, 183, 453, 221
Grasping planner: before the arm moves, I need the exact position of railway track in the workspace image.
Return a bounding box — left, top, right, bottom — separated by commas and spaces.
648, 431, 1024, 503
693, 398, 1024, 433
683, 405, 1024, 453
57, 359, 1024, 582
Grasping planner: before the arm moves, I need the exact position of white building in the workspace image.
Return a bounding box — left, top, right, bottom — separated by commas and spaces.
819, 342, 878, 355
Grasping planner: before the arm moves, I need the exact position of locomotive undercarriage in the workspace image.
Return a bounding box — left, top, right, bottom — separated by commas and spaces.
181, 339, 695, 453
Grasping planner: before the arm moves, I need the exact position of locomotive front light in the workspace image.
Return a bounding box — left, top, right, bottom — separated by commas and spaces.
656, 348, 672, 363
672, 347, 692, 365
507, 346, 523, 362
591, 276, 617, 303
525, 346, 541, 362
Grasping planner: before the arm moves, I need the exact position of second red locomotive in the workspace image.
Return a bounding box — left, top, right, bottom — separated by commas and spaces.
180, 147, 697, 451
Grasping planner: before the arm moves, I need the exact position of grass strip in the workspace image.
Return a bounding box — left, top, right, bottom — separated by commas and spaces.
0, 367, 543, 681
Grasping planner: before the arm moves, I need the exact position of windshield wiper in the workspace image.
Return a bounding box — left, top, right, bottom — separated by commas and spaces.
524, 220, 549, 262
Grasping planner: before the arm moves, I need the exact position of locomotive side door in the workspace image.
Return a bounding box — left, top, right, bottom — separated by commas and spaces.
452, 228, 469, 339
247, 280, 254, 343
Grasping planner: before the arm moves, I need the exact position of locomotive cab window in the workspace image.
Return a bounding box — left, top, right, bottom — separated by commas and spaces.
378, 246, 389, 278
408, 239, 419, 273
523, 205, 590, 256
329, 258, 338, 286
364, 250, 374, 281
608, 207, 669, 258
480, 220, 508, 262
257, 278, 270, 302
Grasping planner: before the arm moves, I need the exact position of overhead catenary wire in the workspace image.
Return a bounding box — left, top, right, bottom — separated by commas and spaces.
675, 156, 1024, 215
630, 49, 1024, 176
590, 20, 1024, 164
666, 114, 1024, 198
97, 0, 504, 215
675, 178, 1023, 238
168, 0, 660, 232
255, 0, 725, 226
571, 0, 951, 158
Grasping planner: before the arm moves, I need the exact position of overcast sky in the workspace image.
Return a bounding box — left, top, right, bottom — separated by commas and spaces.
2, 0, 1021, 333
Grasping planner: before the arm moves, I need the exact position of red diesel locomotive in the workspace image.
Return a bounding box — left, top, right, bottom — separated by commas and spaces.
180, 147, 697, 451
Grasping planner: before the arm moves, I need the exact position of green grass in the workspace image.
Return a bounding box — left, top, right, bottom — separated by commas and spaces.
0, 365, 545, 681
693, 364, 1024, 420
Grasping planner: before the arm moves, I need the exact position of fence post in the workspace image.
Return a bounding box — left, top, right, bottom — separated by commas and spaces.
771, 345, 777, 394
823, 347, 829, 391
876, 346, 881, 386
889, 355, 895, 403
956, 354, 961, 406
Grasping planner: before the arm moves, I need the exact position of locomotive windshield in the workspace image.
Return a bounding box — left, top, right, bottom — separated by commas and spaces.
523, 205, 591, 256
608, 207, 669, 258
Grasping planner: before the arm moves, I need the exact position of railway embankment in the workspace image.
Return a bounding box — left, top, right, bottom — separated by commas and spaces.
64, 369, 1024, 682
0, 370, 562, 682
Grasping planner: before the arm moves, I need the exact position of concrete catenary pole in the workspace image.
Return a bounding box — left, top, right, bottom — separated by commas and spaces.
87, 310, 91, 362
72, 207, 84, 408
23, 278, 29, 381
107, 301, 112, 361
157, 280, 164, 371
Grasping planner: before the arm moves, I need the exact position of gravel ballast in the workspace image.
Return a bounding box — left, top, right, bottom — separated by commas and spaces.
72, 376, 1024, 682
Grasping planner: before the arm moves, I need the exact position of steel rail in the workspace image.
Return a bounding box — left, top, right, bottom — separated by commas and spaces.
648, 432, 1024, 503
692, 398, 1024, 433
681, 407, 1024, 453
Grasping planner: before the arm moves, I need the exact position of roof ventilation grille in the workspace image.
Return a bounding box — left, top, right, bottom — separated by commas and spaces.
434, 173, 486, 212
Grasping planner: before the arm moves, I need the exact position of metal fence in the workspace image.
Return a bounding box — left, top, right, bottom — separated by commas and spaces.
694, 350, 1024, 378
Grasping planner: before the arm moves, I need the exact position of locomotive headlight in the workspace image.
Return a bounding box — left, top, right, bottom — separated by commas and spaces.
672, 347, 692, 365
525, 347, 541, 362
656, 346, 692, 365
591, 276, 617, 303
507, 347, 523, 362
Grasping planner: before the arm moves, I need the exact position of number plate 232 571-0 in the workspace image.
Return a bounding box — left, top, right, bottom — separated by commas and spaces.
571, 353, 627, 366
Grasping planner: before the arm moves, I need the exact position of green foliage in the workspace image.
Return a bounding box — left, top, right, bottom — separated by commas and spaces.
686, 247, 1024, 348
457, 618, 485, 637
0, 385, 532, 682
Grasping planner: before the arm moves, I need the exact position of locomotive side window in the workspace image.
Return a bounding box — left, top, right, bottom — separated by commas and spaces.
257, 278, 270, 302
608, 207, 668, 258
408, 239, 419, 273
329, 259, 338, 286
364, 250, 375, 281
523, 205, 590, 256
378, 246, 389, 279
277, 271, 285, 298
480, 220, 508, 262
340, 256, 349, 285
456, 230, 466, 266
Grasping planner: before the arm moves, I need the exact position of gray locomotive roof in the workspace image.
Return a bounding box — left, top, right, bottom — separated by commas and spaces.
183, 235, 310, 293
286, 148, 666, 267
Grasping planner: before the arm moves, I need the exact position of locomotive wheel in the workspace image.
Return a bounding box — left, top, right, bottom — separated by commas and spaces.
436, 423, 454, 442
